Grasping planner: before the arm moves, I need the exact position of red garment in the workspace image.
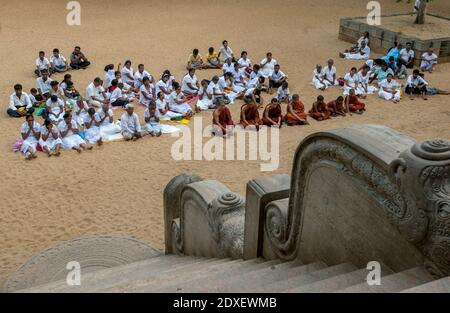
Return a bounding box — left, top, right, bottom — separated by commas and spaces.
309, 101, 331, 120
327, 100, 345, 114
240, 103, 262, 128
212, 106, 234, 135
262, 103, 282, 127
345, 95, 365, 112
286, 100, 308, 124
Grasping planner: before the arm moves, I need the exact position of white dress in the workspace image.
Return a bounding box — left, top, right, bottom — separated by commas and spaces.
168, 91, 192, 115
343, 73, 362, 96
378, 79, 401, 101
58, 119, 85, 149
39, 125, 63, 151
312, 69, 327, 90
83, 115, 101, 144
357, 71, 378, 95
95, 109, 122, 136
196, 87, 213, 110
156, 98, 183, 120
260, 58, 277, 78
20, 121, 40, 154
144, 108, 162, 134
344, 46, 371, 60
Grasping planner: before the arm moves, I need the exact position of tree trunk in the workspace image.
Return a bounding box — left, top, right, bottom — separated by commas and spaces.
415, 0, 427, 24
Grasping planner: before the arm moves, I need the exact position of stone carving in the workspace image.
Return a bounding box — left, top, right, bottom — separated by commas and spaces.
164, 176, 245, 259
391, 139, 450, 277
263, 125, 449, 277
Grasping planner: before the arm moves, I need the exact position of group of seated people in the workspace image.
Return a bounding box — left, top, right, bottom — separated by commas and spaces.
34, 46, 91, 77
313, 38, 447, 104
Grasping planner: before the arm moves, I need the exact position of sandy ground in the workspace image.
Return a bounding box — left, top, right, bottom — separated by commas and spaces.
0, 0, 449, 287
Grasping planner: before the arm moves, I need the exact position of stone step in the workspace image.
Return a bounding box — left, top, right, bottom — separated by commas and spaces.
76, 257, 239, 293
336, 267, 435, 293
401, 277, 450, 293
192, 261, 327, 293
154, 259, 281, 293
22, 255, 215, 293
259, 263, 358, 293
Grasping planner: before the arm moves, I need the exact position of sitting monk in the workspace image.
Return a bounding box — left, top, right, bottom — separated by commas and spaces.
344, 89, 366, 114
212, 99, 235, 138
240, 98, 262, 130
285, 94, 308, 126
262, 98, 283, 128
309, 95, 331, 121
327, 96, 346, 117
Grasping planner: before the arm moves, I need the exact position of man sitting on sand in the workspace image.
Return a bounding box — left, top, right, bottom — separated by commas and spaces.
58, 112, 92, 152
345, 89, 366, 114
420, 48, 438, 73
70, 46, 91, 70
205, 47, 222, 69
399, 42, 415, 69
260, 52, 278, 78
95, 103, 122, 137
121, 104, 143, 141
50, 48, 69, 73
312, 65, 327, 90
285, 94, 308, 125
8, 84, 33, 118
212, 99, 235, 138
240, 97, 262, 130
187, 49, 205, 70
36, 70, 53, 100
321, 59, 339, 87
86, 77, 109, 108
327, 96, 346, 117
84, 108, 103, 146
35, 51, 51, 77
268, 64, 287, 95
378, 73, 401, 103
309, 95, 331, 121
262, 98, 283, 128
405, 69, 428, 100
340, 40, 370, 60
144, 101, 163, 137
134, 64, 153, 89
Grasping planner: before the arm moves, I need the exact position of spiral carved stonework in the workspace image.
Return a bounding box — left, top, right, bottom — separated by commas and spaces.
412, 139, 450, 161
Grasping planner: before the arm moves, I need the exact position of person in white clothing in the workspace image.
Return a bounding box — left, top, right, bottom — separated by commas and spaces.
104, 64, 117, 88
50, 48, 69, 73
358, 65, 378, 95
139, 77, 155, 107
231, 62, 247, 89
340, 41, 370, 60
312, 65, 327, 91
86, 77, 108, 108
120, 104, 143, 141
405, 69, 428, 100
20, 114, 41, 160
8, 84, 33, 118
120, 60, 135, 87
222, 58, 235, 75
110, 81, 133, 107
277, 81, 290, 104
83, 108, 102, 145
39, 119, 62, 157
144, 101, 162, 136
72, 98, 89, 126
343, 67, 363, 96
156, 91, 183, 120
95, 104, 122, 137
134, 64, 152, 89
169, 82, 196, 116
35, 51, 51, 77
218, 40, 234, 62
259, 52, 277, 78
58, 112, 91, 152
420, 47, 438, 72
155, 74, 173, 100
399, 42, 415, 68
197, 80, 213, 110
378, 74, 401, 103
321, 59, 340, 86
181, 69, 200, 98
269, 64, 287, 94
36, 70, 53, 99
238, 51, 252, 74
46, 95, 65, 123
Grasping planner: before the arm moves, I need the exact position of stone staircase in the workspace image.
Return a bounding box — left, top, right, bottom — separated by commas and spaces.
19, 255, 449, 293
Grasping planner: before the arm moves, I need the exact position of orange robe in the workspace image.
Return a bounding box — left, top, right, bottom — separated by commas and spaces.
285, 100, 308, 124
262, 103, 283, 127
212, 106, 234, 135
240, 103, 262, 128
327, 100, 345, 115
309, 101, 331, 120
345, 95, 366, 112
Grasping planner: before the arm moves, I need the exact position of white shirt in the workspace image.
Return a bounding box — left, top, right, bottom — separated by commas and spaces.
95, 109, 114, 127
50, 54, 66, 67
9, 92, 32, 111
312, 69, 324, 81
344, 73, 359, 88
277, 87, 290, 100
86, 82, 105, 102
144, 107, 161, 123
40, 124, 59, 140
155, 80, 171, 95
110, 88, 124, 103
222, 62, 234, 74
21, 121, 41, 141
220, 46, 233, 61
321, 66, 337, 81
271, 70, 286, 81
357, 71, 370, 86
406, 75, 427, 88
120, 112, 141, 133
238, 57, 251, 68
421, 52, 437, 64
105, 70, 116, 88
260, 58, 277, 74
399, 48, 415, 63
134, 70, 152, 86
181, 74, 198, 93
156, 98, 168, 112
207, 82, 221, 100
46, 98, 64, 115
121, 66, 135, 84
360, 45, 371, 57
379, 78, 399, 90
217, 77, 228, 92
58, 119, 78, 137
139, 84, 154, 105
36, 77, 53, 94
36, 57, 50, 71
